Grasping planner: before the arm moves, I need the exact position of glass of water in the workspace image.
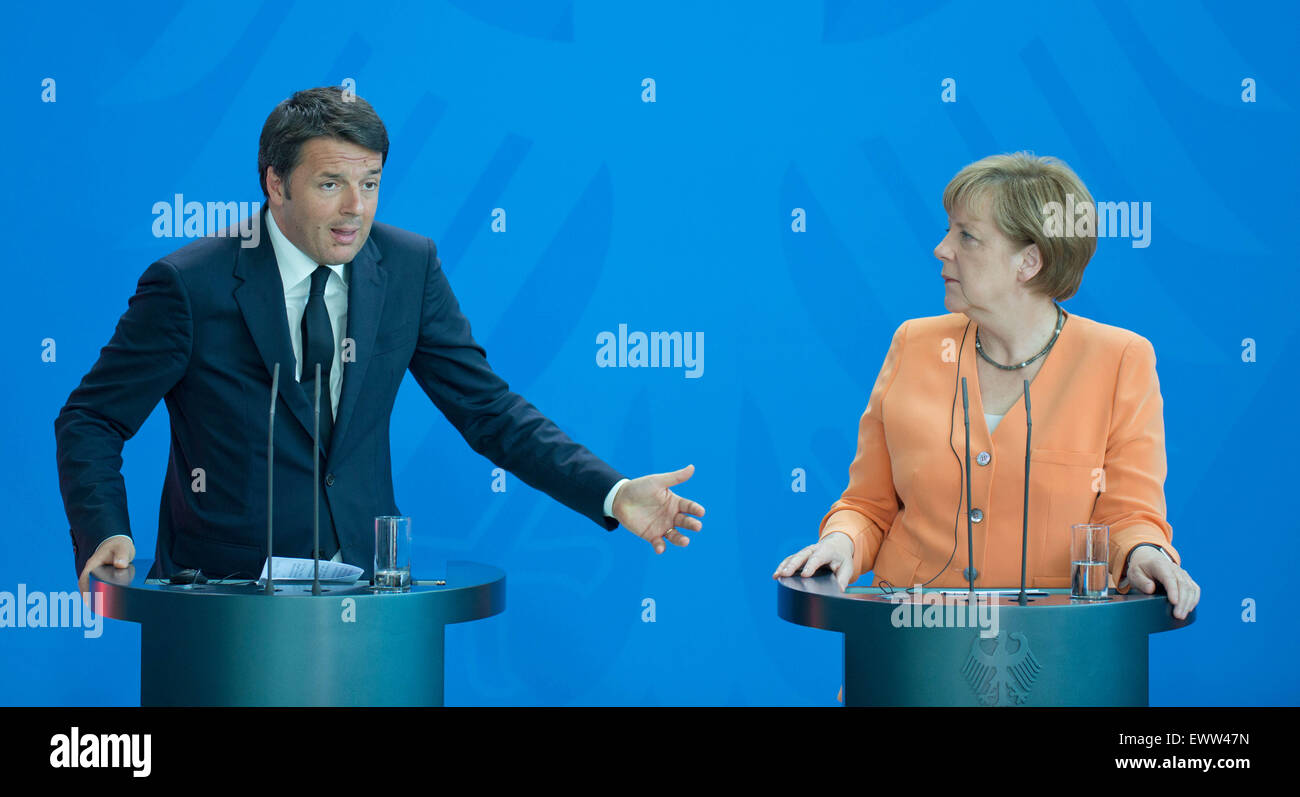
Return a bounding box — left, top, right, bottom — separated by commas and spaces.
1070, 523, 1109, 601
373, 516, 411, 592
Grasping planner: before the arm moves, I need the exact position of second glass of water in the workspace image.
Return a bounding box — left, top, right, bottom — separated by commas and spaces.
1070, 523, 1109, 601
374, 516, 411, 592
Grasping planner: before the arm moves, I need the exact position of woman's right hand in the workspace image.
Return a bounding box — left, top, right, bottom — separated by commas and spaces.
772, 532, 856, 590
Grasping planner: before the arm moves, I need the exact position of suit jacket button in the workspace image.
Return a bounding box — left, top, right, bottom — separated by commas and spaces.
976, 451, 991, 466
325, 473, 336, 487
969, 508, 984, 523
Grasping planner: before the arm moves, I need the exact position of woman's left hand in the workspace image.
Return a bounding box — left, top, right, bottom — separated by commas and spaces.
1125, 547, 1200, 620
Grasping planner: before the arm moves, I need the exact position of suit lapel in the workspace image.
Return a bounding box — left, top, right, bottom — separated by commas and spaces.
329, 233, 386, 462
233, 207, 321, 451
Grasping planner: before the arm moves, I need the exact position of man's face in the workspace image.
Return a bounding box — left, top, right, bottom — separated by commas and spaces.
265, 136, 382, 265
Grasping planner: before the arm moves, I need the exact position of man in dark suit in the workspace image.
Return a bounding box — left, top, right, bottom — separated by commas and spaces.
56, 87, 704, 592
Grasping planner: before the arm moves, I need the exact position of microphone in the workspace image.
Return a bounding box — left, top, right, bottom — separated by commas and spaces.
1018, 379, 1033, 605
312, 363, 322, 596
266, 363, 280, 596
961, 377, 977, 593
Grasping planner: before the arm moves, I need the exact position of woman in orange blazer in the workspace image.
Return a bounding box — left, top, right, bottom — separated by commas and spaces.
773, 153, 1199, 620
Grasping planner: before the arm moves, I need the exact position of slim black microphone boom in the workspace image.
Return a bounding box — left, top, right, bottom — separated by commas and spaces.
266, 363, 280, 596
1019, 379, 1033, 606
961, 377, 977, 593
312, 363, 322, 596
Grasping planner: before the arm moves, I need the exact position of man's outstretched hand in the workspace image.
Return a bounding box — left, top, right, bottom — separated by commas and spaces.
612, 464, 705, 554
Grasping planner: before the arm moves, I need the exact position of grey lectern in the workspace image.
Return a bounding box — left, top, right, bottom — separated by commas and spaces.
90, 559, 505, 706
777, 574, 1194, 706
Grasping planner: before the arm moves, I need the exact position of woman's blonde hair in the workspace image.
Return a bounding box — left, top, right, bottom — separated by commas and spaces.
942, 152, 1096, 301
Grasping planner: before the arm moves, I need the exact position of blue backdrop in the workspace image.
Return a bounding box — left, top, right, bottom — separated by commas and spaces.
2, 0, 1295, 706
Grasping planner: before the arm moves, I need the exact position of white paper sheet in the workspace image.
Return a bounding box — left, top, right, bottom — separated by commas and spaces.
258, 556, 363, 584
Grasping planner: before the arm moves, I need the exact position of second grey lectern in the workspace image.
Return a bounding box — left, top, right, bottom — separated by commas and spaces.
778, 573, 1194, 706
91, 559, 505, 706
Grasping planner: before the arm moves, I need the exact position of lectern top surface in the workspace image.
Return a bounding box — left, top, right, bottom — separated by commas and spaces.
90, 559, 505, 597
88, 560, 507, 626
778, 572, 1193, 636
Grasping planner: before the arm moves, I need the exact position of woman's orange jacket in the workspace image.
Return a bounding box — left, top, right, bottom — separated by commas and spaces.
820, 311, 1180, 590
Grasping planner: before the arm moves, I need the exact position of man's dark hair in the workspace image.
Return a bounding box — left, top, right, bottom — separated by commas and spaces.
257, 86, 389, 199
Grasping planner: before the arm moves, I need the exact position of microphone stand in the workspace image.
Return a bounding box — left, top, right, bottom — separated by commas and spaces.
312, 363, 322, 596
266, 364, 280, 596
961, 378, 977, 594
1018, 379, 1032, 606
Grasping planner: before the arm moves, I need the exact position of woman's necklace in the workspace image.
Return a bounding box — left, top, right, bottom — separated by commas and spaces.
975, 303, 1066, 370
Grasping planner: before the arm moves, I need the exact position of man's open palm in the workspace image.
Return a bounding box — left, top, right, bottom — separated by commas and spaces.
612, 464, 705, 554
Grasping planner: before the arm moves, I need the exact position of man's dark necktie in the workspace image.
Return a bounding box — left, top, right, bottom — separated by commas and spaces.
300, 266, 334, 452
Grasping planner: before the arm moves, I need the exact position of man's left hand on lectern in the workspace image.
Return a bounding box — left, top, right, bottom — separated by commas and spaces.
79, 536, 136, 597
612, 464, 706, 554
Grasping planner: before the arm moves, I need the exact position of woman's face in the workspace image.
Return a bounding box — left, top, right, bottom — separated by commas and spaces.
934, 192, 1032, 317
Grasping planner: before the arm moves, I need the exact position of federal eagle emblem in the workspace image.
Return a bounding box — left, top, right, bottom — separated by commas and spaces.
960, 631, 1042, 706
